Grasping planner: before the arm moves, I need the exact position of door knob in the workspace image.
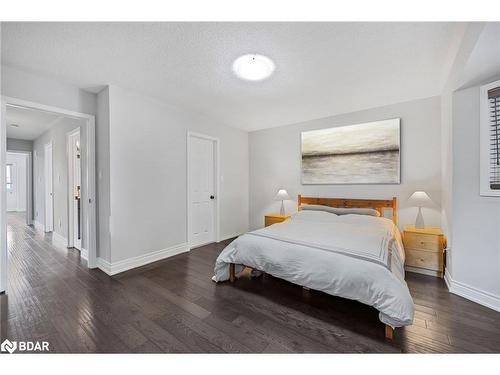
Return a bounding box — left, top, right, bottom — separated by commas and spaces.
210, 195, 215, 200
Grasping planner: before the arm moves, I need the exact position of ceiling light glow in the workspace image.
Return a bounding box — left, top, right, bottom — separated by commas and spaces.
232, 54, 275, 81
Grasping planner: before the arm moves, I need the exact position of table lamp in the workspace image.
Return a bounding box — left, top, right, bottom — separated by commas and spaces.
274, 189, 290, 216
408, 191, 433, 228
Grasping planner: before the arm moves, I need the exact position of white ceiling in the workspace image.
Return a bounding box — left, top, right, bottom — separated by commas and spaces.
2, 22, 465, 131
6, 105, 64, 140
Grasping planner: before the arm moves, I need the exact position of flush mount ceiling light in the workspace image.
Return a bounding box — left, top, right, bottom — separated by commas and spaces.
10, 124, 19, 128
232, 54, 275, 81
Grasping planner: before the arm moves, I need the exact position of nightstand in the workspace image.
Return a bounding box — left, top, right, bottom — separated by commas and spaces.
264, 213, 291, 227
403, 225, 446, 278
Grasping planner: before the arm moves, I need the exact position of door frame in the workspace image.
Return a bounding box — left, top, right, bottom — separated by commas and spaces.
6, 151, 32, 226
67, 127, 82, 251
186, 131, 220, 249
44, 141, 54, 233
0, 96, 97, 293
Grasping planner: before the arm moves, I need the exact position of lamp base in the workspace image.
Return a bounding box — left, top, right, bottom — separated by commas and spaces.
280, 200, 285, 216
415, 207, 425, 228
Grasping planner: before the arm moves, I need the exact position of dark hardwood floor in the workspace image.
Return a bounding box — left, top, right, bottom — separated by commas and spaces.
1, 211, 500, 353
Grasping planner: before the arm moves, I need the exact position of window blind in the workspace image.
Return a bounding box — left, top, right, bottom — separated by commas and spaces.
489, 86, 500, 190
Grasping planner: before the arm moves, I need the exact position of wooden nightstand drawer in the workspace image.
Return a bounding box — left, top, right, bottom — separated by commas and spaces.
264, 213, 291, 227
265, 217, 283, 226
405, 248, 443, 271
403, 225, 446, 278
403, 232, 442, 252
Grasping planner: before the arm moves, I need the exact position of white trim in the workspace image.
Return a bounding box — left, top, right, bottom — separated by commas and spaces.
445, 269, 500, 312
33, 220, 44, 233
97, 243, 189, 276
80, 248, 88, 260
1, 99, 7, 293
187, 131, 221, 249
1, 97, 97, 276
52, 232, 68, 249
66, 127, 82, 250
44, 141, 54, 232
444, 268, 453, 290
97, 257, 113, 275
480, 79, 500, 197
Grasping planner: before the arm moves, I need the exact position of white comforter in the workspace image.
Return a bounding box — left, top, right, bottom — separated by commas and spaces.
213, 211, 414, 328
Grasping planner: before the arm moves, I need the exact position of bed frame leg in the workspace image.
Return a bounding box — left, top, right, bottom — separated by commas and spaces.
385, 325, 394, 340
229, 263, 235, 283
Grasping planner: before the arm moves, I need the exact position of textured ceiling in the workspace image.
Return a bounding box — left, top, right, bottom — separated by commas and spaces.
1, 22, 465, 131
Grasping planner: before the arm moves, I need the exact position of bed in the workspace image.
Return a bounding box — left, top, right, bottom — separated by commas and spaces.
213, 195, 414, 340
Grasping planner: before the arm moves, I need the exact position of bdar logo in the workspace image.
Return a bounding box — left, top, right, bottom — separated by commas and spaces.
1, 339, 17, 354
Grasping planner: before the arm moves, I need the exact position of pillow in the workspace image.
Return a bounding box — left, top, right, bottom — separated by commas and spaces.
301, 204, 380, 217
292, 210, 339, 222
300, 204, 340, 214
332, 207, 381, 217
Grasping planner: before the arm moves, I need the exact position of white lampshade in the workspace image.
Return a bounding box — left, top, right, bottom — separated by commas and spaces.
408, 191, 433, 207
274, 189, 290, 201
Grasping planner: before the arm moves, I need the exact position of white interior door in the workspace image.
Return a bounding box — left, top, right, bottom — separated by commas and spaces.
6, 153, 28, 214
69, 130, 82, 250
44, 142, 54, 232
6, 163, 17, 212
188, 134, 216, 248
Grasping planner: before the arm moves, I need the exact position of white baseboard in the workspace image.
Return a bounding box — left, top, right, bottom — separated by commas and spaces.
33, 220, 44, 233
97, 242, 189, 276
445, 269, 500, 312
80, 248, 88, 260
52, 232, 68, 249
97, 257, 113, 275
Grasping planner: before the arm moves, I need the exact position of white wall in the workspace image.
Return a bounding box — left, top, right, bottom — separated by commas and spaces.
107, 85, 248, 263
96, 88, 111, 262
1, 67, 248, 273
439, 22, 487, 279
249, 96, 442, 230
449, 80, 500, 307
33, 117, 86, 241
1, 65, 96, 115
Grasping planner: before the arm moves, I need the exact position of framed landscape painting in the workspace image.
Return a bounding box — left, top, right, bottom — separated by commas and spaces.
301, 118, 401, 184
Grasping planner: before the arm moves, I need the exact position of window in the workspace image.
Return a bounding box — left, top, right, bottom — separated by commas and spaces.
480, 79, 500, 197
6, 164, 13, 192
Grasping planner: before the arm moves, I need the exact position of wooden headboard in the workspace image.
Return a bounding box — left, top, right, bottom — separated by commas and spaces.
297, 195, 397, 224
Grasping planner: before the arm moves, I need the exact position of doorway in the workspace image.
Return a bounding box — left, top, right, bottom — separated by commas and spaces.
1, 97, 97, 294
187, 132, 220, 249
